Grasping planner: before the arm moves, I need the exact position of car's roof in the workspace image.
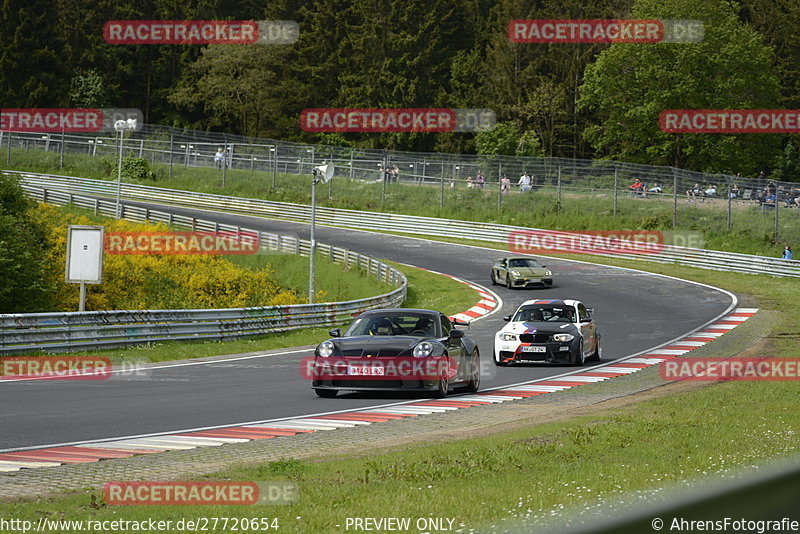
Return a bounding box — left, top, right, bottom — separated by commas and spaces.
500, 256, 542, 261
359, 308, 440, 315
517, 299, 578, 308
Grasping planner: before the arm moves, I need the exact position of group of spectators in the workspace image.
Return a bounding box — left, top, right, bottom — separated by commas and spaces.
628, 178, 663, 197
466, 169, 486, 189
685, 183, 718, 201
754, 180, 800, 208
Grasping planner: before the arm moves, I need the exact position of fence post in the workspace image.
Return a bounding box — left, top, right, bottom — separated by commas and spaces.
272, 145, 278, 189
727, 174, 732, 231
222, 137, 228, 186
168, 133, 174, 179
6, 132, 11, 164
774, 192, 780, 242
613, 167, 618, 216
440, 160, 445, 208
557, 164, 562, 212
672, 169, 678, 228
45, 133, 51, 153
60, 131, 65, 169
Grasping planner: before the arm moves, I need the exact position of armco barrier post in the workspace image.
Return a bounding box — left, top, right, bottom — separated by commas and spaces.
673, 170, 678, 228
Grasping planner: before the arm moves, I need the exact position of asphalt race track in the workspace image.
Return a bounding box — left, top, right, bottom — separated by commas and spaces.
0, 200, 734, 450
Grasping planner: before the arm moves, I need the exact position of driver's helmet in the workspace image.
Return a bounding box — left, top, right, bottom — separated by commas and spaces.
525, 308, 543, 321
368, 317, 393, 336
412, 317, 434, 336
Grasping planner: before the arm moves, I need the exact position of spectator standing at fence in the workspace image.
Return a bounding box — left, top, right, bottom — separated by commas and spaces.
501, 174, 511, 194
391, 165, 399, 183
730, 183, 740, 198
518, 172, 532, 192
214, 147, 225, 169
466, 176, 474, 188
475, 172, 485, 189
782, 245, 793, 260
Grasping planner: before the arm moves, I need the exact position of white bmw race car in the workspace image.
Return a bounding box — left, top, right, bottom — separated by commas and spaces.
494, 299, 600, 366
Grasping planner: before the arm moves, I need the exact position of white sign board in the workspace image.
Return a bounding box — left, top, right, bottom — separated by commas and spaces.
66, 225, 104, 284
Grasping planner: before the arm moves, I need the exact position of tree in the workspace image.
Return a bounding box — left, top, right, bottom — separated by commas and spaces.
578, 0, 782, 174
475, 121, 542, 157
69, 69, 109, 107
0, 175, 53, 313
773, 141, 800, 183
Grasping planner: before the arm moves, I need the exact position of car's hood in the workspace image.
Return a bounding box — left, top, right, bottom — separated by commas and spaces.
335, 336, 424, 357
508, 267, 549, 277
501, 321, 578, 335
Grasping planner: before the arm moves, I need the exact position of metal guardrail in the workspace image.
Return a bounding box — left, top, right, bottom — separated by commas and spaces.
0, 185, 407, 355
12, 171, 800, 278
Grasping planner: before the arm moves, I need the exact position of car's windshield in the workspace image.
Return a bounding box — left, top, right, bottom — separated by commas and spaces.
513, 306, 575, 323
507, 258, 542, 268
344, 314, 437, 337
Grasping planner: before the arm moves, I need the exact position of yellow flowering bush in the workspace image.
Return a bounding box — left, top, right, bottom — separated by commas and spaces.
32, 205, 300, 311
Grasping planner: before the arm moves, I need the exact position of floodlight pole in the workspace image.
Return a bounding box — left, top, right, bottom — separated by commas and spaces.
115, 128, 124, 219
309, 170, 318, 304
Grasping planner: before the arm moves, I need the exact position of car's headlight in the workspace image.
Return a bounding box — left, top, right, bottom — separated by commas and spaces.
510, 270, 521, 276
413, 342, 434, 358
552, 333, 574, 342
499, 333, 517, 341
317, 340, 335, 358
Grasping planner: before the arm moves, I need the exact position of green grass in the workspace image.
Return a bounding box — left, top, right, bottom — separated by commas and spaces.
5, 147, 799, 257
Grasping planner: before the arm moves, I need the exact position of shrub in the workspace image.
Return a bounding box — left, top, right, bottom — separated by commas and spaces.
32, 205, 301, 311
110, 157, 155, 181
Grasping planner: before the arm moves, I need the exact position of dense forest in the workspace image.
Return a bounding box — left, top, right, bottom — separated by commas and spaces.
2, 0, 800, 177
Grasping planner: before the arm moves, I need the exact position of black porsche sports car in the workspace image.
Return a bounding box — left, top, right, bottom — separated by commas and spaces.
310, 309, 481, 398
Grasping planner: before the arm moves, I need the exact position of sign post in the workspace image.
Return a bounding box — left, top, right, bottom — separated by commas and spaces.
65, 226, 105, 312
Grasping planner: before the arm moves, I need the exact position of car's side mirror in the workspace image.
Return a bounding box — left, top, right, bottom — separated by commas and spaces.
449, 329, 465, 339
328, 328, 341, 337
451, 318, 469, 328
503, 315, 512, 322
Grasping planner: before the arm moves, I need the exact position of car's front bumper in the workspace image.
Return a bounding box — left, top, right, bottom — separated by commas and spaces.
509, 277, 553, 288
495, 340, 578, 364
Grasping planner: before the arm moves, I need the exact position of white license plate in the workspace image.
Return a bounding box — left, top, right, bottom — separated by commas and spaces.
347, 365, 385, 376
521, 346, 546, 353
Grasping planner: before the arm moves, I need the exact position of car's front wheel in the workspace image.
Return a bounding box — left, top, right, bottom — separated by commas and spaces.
490, 270, 497, 285
314, 388, 338, 398
574, 340, 585, 366
505, 275, 512, 289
